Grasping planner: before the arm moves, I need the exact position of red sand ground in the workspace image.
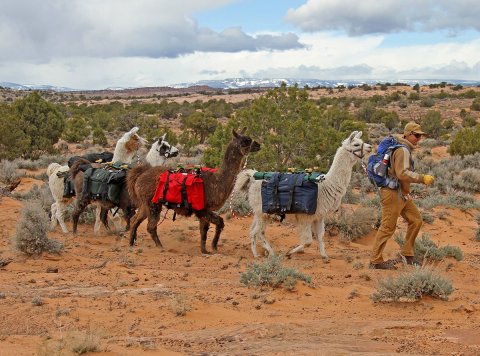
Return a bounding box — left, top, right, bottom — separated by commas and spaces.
0, 174, 479, 355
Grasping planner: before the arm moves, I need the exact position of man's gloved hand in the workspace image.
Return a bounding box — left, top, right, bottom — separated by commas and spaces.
423, 175, 435, 185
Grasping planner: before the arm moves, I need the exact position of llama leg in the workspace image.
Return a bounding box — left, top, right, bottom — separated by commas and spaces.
56, 202, 69, 234
286, 221, 310, 256
123, 206, 135, 231
251, 214, 275, 257
94, 205, 103, 234
146, 203, 163, 248
198, 218, 210, 254
210, 212, 225, 252
100, 207, 110, 232
313, 218, 329, 260
72, 199, 89, 234
249, 217, 260, 257
50, 202, 58, 229
129, 205, 148, 246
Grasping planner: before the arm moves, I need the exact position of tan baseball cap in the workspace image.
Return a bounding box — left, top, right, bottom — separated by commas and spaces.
404, 121, 426, 136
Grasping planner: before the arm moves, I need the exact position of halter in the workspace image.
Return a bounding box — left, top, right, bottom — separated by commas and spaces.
156, 139, 176, 158
345, 142, 367, 159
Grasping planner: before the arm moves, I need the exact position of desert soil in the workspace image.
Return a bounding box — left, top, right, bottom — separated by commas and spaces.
1, 175, 480, 356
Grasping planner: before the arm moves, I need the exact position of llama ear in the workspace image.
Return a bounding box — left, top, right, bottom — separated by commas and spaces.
232, 128, 239, 138
348, 131, 357, 142
240, 127, 247, 134
126, 127, 139, 138
161, 133, 167, 141
355, 131, 363, 139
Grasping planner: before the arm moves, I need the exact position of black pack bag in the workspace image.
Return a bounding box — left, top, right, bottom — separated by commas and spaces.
68, 151, 113, 168
261, 173, 318, 216
83, 167, 127, 205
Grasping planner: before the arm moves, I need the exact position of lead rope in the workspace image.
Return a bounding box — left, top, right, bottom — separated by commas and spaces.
229, 155, 249, 219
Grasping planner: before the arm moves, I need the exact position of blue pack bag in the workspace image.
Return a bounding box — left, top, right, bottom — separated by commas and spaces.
367, 136, 405, 188
261, 173, 318, 216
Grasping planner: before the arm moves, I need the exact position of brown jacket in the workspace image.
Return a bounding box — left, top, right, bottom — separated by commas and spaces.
389, 135, 424, 195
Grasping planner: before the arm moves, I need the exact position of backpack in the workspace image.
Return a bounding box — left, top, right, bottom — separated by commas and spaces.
367, 136, 406, 189
261, 173, 318, 217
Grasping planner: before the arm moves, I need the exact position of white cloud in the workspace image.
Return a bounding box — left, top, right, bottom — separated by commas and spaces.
0, 0, 303, 62
285, 0, 480, 35
1, 33, 479, 89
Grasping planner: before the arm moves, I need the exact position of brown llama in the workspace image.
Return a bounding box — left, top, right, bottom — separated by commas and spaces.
127, 128, 260, 254
70, 133, 179, 234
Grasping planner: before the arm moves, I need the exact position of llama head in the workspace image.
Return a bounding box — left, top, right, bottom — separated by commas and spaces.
152, 134, 179, 158
123, 127, 148, 154
232, 127, 261, 156
113, 126, 149, 163
341, 131, 372, 159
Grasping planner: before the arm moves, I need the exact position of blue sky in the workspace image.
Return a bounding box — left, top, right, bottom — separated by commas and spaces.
0, 0, 479, 89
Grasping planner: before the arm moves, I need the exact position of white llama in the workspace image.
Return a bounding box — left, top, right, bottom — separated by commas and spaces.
47, 128, 177, 233
235, 131, 372, 259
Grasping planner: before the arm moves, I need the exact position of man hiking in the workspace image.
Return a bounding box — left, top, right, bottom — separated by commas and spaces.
370, 121, 435, 270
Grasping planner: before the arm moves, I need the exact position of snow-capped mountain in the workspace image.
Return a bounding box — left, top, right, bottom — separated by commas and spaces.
2, 78, 479, 92
171, 78, 480, 89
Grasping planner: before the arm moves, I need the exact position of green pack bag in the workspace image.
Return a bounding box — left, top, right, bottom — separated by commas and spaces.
83, 167, 127, 204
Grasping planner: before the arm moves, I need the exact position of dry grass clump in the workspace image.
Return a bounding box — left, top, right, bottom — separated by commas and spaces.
38, 329, 103, 355
395, 233, 463, 262
327, 207, 378, 242
240, 255, 312, 291
13, 183, 53, 214
219, 190, 251, 218
371, 268, 453, 302
14, 202, 63, 256
170, 294, 192, 316
16, 154, 67, 170
452, 168, 480, 193
0, 159, 22, 186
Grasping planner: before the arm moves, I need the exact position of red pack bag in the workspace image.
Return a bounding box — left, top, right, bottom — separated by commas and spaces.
152, 170, 209, 210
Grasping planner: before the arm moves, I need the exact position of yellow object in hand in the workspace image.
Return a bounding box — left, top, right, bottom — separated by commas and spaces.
423, 175, 435, 185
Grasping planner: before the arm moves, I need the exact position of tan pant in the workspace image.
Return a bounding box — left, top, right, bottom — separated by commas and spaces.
370, 188, 422, 264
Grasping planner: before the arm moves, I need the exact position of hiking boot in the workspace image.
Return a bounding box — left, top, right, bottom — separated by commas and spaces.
369, 260, 398, 270
401, 255, 421, 266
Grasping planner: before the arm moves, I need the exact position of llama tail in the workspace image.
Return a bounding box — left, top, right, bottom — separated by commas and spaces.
70, 158, 91, 179
127, 163, 151, 205
46, 163, 62, 177
234, 169, 256, 194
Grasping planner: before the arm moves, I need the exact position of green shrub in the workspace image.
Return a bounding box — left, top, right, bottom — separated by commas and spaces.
92, 127, 108, 146
449, 125, 480, 157
240, 255, 312, 290
471, 97, 480, 111
14, 203, 63, 256
62, 117, 90, 143
371, 268, 454, 302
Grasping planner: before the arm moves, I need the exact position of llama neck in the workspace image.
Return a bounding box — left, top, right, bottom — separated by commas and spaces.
319, 147, 357, 208
211, 142, 246, 203
325, 147, 356, 185
113, 145, 134, 164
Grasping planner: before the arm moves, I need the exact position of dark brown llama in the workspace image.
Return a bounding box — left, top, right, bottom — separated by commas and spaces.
127, 128, 260, 254
70, 158, 135, 234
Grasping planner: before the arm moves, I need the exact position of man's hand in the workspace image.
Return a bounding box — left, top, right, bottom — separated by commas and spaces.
423, 175, 435, 185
